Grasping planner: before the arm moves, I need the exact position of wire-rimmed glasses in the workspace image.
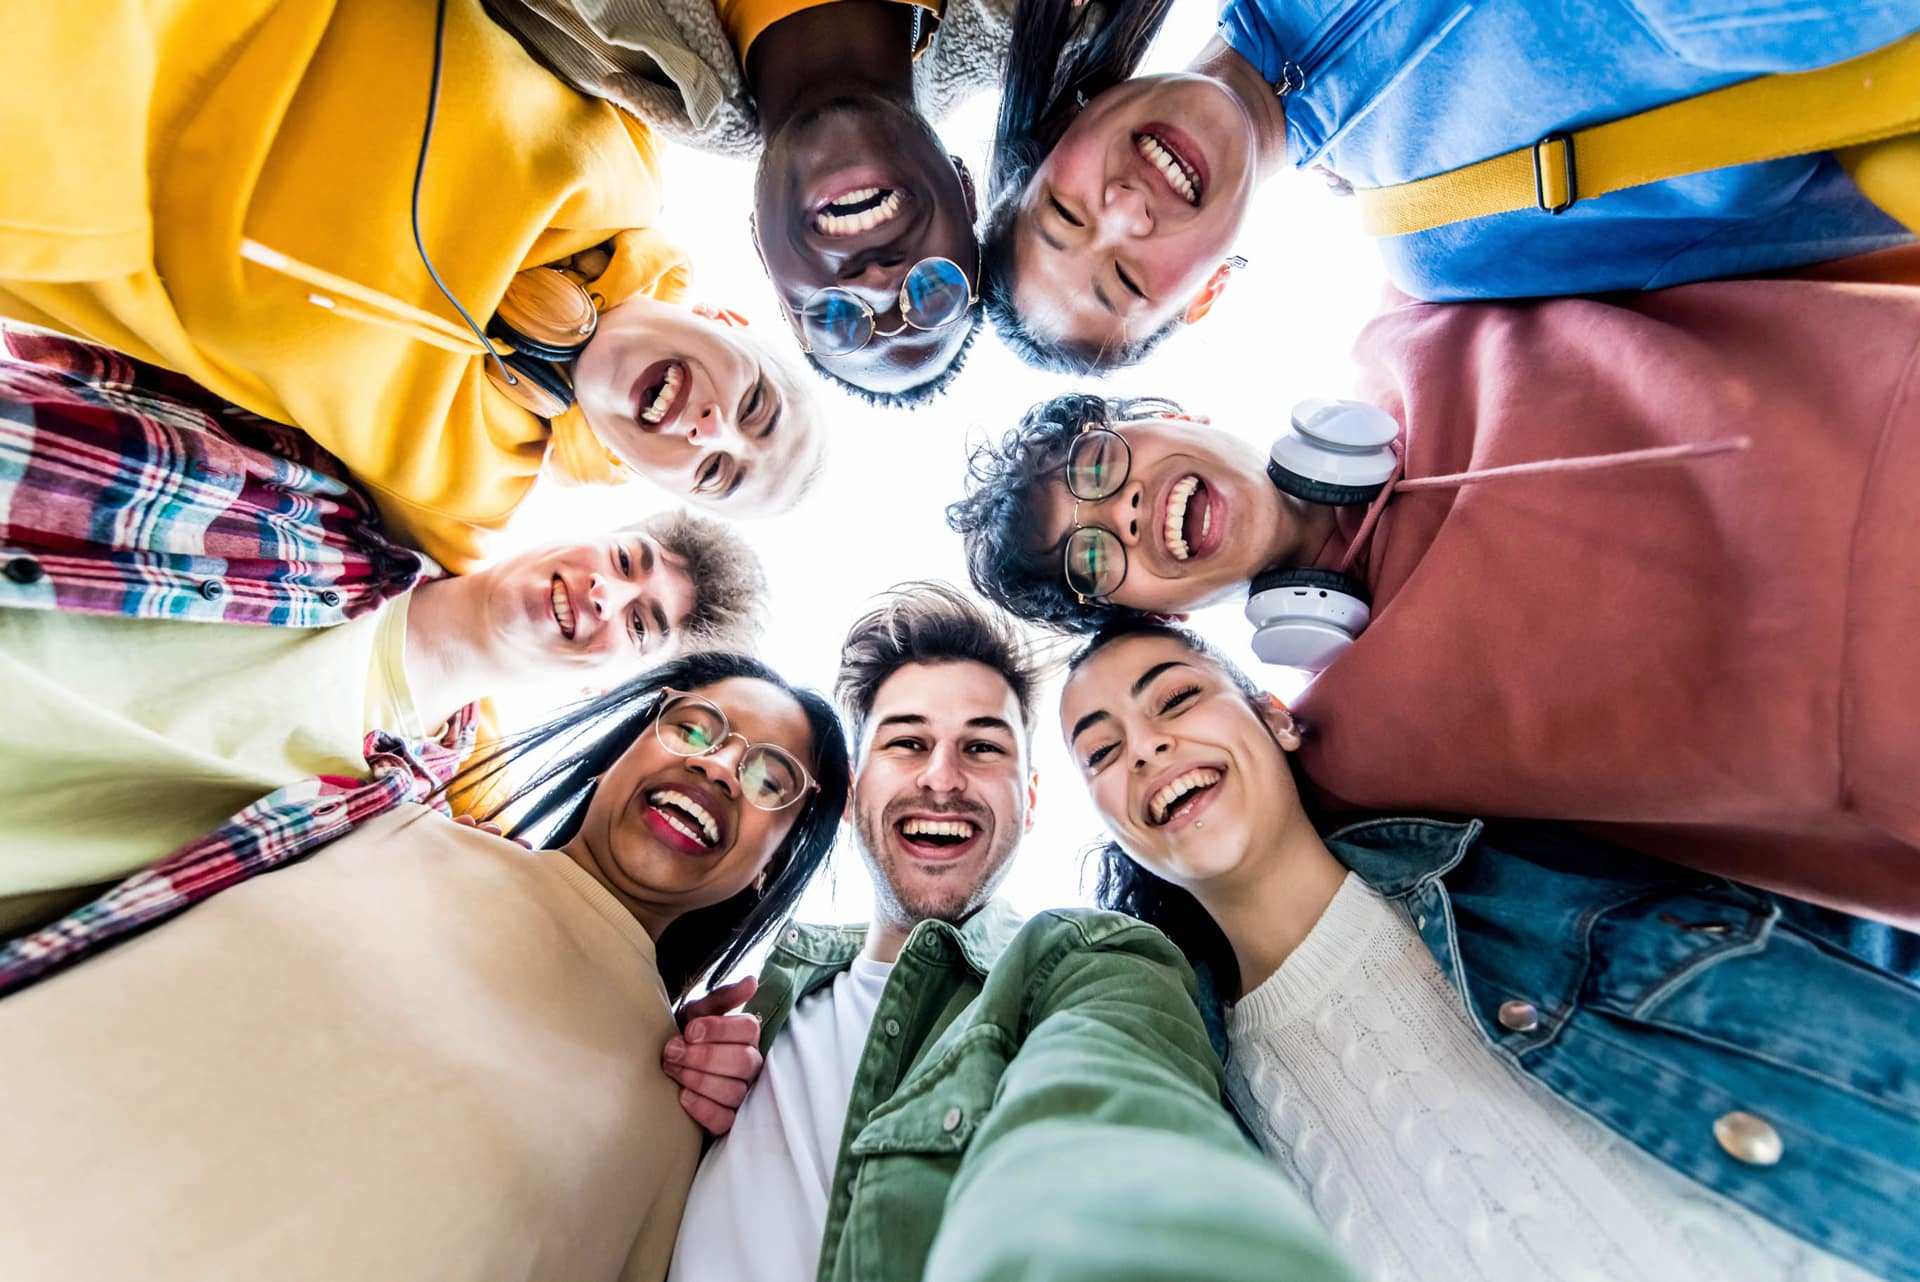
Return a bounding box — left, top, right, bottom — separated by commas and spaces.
654, 690, 819, 811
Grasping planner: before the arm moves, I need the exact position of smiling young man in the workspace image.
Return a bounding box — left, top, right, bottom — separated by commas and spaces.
948, 247, 1920, 927
664, 582, 1355, 1282
0, 335, 768, 938
481, 0, 1041, 404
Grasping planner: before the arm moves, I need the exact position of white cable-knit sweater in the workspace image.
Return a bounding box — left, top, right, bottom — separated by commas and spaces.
1225, 873, 1881, 1282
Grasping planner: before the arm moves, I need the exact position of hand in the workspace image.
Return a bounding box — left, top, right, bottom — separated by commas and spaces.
665, 976, 764, 1136
452, 814, 531, 849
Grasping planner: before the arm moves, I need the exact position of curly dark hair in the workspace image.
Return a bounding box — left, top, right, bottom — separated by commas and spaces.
978, 201, 1184, 375
945, 391, 1182, 633
801, 309, 986, 409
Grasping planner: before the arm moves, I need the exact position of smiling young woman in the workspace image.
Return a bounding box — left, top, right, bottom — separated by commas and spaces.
1059, 620, 1920, 1282
0, 652, 850, 1282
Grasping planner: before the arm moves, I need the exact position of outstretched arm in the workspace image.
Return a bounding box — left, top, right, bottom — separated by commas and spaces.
926, 914, 1356, 1282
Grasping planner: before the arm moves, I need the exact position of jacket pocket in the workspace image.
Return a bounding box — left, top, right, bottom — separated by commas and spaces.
850, 1024, 1012, 1158
1583, 884, 1920, 1112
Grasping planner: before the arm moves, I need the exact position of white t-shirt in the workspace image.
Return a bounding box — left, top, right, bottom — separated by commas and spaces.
667, 955, 893, 1282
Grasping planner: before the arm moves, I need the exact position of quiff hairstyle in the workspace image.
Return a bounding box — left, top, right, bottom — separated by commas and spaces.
629, 508, 770, 655
834, 581, 1039, 747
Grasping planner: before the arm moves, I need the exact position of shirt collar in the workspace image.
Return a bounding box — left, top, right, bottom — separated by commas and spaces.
1322, 815, 1485, 895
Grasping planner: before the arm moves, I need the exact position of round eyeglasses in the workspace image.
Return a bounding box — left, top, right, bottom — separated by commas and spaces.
1062, 421, 1133, 603
791, 256, 978, 356
654, 691, 818, 811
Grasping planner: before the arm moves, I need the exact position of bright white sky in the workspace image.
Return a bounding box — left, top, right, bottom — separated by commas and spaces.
505, 4, 1388, 924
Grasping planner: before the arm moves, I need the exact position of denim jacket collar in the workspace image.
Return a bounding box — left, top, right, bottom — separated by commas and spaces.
1322, 815, 1486, 893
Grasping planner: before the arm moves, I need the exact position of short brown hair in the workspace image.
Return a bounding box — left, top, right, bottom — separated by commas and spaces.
835, 581, 1038, 746
630, 508, 769, 655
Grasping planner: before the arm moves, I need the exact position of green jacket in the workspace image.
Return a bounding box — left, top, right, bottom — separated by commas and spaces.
746, 902, 1356, 1282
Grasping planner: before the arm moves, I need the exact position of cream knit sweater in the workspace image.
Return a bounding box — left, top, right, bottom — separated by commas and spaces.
1225, 873, 1880, 1282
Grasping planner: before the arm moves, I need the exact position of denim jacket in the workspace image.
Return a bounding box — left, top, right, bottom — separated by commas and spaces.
745, 903, 1358, 1282
1320, 817, 1920, 1282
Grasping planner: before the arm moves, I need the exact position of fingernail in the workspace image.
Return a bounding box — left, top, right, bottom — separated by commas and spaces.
664, 1040, 684, 1062
687, 1024, 704, 1043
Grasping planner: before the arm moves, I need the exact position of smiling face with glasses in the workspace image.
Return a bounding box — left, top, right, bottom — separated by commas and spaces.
749, 94, 983, 397
1040, 408, 1306, 616
565, 676, 822, 922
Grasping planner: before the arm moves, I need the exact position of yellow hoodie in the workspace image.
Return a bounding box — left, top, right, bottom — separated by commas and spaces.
0, 0, 689, 571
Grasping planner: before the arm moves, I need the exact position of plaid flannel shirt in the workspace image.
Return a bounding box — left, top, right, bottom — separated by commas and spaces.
0, 332, 478, 995
0, 331, 433, 624
0, 710, 478, 996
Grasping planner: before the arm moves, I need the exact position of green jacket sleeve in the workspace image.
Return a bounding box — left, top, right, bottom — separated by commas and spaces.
923, 912, 1357, 1282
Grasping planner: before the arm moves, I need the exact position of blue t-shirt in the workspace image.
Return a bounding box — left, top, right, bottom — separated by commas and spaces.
1218, 0, 1920, 300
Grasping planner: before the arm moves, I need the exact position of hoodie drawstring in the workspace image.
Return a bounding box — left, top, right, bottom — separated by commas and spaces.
1337, 435, 1752, 576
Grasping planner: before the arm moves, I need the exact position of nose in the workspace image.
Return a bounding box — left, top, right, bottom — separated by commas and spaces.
587, 572, 613, 619
1132, 733, 1173, 770
1090, 480, 1147, 547
1098, 179, 1153, 239
839, 260, 909, 328
917, 739, 968, 796
684, 400, 740, 448
687, 736, 749, 797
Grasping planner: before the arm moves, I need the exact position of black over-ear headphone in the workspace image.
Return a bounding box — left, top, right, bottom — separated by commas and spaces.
482, 267, 599, 418
1245, 400, 1399, 672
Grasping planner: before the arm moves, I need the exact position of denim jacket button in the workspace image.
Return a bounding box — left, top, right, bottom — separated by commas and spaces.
941, 1107, 963, 1132
1713, 1112, 1783, 1166
1497, 1000, 1540, 1032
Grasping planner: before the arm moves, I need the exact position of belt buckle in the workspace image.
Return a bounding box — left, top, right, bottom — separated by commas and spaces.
1532, 132, 1577, 215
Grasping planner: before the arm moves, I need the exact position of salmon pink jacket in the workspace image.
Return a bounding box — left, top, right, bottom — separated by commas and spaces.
1297, 247, 1920, 927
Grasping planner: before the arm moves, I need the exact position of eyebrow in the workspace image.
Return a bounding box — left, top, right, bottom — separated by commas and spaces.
1037, 224, 1065, 252
1068, 708, 1110, 743
875, 714, 928, 731
638, 539, 655, 574
650, 601, 670, 635
966, 716, 1016, 735
1133, 660, 1193, 695
1069, 661, 1194, 743
1093, 284, 1116, 317
722, 466, 746, 500
757, 398, 781, 442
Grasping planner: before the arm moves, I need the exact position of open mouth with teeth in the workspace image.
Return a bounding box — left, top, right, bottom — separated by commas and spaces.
644, 787, 724, 854
814, 187, 904, 237
1163, 474, 1221, 562
1133, 128, 1204, 207
633, 359, 690, 430
1148, 767, 1224, 827
895, 815, 982, 861
549, 574, 578, 640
